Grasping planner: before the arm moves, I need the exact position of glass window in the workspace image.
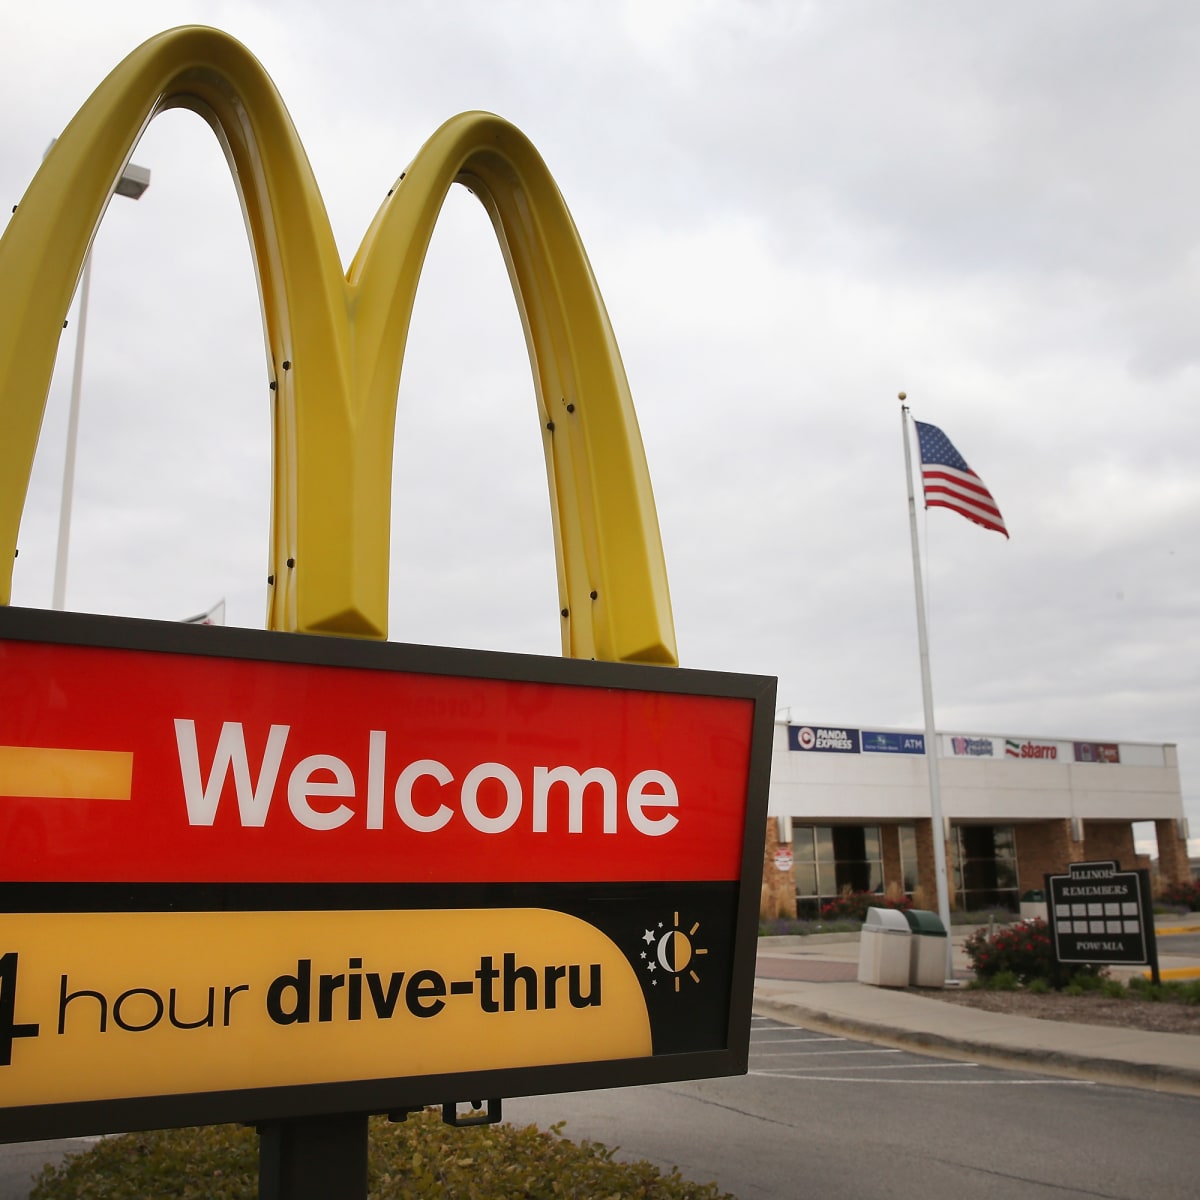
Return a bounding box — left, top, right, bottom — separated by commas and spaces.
959, 826, 994, 859
792, 824, 815, 860
791, 824, 817, 899
817, 861, 838, 898
794, 861, 818, 898
951, 824, 1019, 913
830, 826, 862, 862
831, 827, 864, 892
793, 824, 885, 909
863, 826, 882, 863
897, 824, 918, 892
995, 861, 1018, 890
867, 859, 884, 893
816, 826, 834, 861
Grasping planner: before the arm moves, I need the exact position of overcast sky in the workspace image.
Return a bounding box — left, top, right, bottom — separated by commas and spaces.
2, 1, 1197, 852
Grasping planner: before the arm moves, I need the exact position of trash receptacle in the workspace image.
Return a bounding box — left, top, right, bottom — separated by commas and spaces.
857, 907, 912, 987
1020, 890, 1047, 921
904, 908, 948, 988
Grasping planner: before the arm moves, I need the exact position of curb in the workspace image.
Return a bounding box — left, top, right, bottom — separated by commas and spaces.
752, 994, 1200, 1098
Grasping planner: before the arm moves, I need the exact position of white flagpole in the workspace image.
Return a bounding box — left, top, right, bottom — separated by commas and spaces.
900, 394, 955, 982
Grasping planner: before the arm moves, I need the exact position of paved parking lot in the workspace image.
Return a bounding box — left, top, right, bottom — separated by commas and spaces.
748, 1015, 1096, 1087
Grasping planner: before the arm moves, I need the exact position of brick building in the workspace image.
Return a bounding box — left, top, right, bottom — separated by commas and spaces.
761, 721, 1189, 919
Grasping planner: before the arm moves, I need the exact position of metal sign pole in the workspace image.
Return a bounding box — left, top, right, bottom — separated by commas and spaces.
1139, 869, 1161, 987
258, 1114, 369, 1200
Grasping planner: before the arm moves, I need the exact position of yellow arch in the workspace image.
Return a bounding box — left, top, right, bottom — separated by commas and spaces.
0, 26, 676, 665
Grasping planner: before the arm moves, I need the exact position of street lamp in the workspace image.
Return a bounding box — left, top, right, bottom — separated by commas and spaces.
52, 155, 150, 610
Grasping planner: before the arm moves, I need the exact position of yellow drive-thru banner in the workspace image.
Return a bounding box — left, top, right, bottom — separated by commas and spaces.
0, 908, 650, 1108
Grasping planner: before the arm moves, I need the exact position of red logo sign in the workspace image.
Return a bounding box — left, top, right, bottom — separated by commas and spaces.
1005, 739, 1058, 760
0, 624, 759, 886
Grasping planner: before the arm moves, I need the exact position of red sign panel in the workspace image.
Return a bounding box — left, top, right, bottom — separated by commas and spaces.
1, 631, 753, 886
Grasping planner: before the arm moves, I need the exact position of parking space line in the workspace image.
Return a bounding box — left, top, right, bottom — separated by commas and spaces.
754, 1062, 980, 1073
750, 1036, 847, 1044
750, 1048, 903, 1057
751, 1072, 1096, 1086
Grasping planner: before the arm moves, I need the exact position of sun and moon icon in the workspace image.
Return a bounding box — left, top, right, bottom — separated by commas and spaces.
639, 913, 707, 992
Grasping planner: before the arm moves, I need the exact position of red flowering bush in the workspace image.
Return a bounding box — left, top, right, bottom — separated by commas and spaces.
965, 917, 1103, 989
820, 891, 912, 922
1159, 879, 1200, 911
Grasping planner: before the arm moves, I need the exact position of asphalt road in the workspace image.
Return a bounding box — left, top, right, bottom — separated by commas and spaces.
1158, 931, 1200, 957
5, 1018, 1199, 1199
506, 1016, 1200, 1200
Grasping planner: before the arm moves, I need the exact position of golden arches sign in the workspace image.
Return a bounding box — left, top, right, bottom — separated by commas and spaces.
0, 25, 675, 665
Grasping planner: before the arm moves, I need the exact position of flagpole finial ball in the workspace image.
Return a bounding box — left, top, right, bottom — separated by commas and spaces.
898, 391, 907, 401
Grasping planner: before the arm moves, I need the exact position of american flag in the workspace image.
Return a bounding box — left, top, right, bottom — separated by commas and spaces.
914, 421, 1008, 538
181, 599, 226, 626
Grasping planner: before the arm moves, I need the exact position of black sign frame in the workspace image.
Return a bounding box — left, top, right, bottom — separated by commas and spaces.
1045, 860, 1160, 981
0, 606, 777, 1144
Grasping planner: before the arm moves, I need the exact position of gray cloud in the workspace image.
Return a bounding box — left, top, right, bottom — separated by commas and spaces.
2, 0, 1197, 846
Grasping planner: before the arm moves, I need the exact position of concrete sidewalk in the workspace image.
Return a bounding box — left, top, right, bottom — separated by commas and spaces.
753, 915, 1200, 1096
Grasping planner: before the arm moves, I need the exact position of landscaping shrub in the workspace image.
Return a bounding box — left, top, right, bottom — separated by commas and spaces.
29, 1111, 735, 1200
758, 916, 862, 936
819, 890, 912, 922
964, 917, 1104, 988
1126, 975, 1156, 1000
1158, 879, 1200, 911
1063, 972, 1106, 996
1133, 978, 1200, 1006
987, 970, 1020, 992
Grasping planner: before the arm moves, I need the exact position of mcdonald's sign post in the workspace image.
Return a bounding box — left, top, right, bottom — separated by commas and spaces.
0, 608, 773, 1142
0, 24, 776, 1156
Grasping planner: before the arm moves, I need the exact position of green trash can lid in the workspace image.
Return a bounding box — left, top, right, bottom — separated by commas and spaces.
903, 908, 947, 937
1021, 890, 1045, 902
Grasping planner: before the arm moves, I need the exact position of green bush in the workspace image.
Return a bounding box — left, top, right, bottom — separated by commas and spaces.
1122, 976, 1200, 1005
1151, 979, 1200, 1005
757, 916, 861, 936
30, 1111, 734, 1200
1127, 975, 1155, 999
988, 970, 1020, 991
964, 917, 1104, 989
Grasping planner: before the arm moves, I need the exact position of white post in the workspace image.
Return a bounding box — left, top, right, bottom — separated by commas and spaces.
900, 395, 955, 982
52, 253, 93, 611
45, 145, 150, 611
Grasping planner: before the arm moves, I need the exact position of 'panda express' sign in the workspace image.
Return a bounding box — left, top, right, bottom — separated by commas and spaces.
0, 608, 775, 1141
